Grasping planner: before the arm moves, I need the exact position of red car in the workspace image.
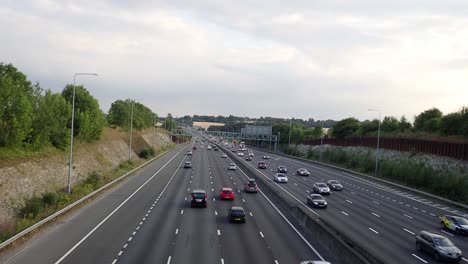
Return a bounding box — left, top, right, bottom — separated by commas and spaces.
258, 161, 267, 169
220, 188, 235, 200
193, 145, 197, 150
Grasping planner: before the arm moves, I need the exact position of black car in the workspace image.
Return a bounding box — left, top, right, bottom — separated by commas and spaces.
245, 156, 252, 161
277, 166, 287, 173
214, 147, 219, 151
327, 180, 343, 191
190, 189, 207, 208
416, 231, 462, 262
296, 168, 310, 176
307, 194, 327, 208
228, 206, 246, 223
258, 161, 267, 169
244, 179, 258, 193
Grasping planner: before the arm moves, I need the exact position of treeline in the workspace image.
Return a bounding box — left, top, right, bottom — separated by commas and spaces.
186, 114, 336, 128
0, 63, 172, 153
330, 107, 468, 139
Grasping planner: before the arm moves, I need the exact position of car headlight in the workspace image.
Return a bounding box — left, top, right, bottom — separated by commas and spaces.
313, 202, 318, 204
323, 201, 327, 204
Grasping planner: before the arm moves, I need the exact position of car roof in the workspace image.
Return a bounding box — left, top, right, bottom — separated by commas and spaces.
248, 178, 255, 182
192, 189, 206, 193
231, 206, 244, 211
222, 187, 233, 191
420, 231, 446, 239
276, 173, 287, 177
310, 194, 323, 198
185, 161, 191, 163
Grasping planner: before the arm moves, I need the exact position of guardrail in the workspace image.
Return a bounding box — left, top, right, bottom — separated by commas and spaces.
249, 146, 468, 211
0, 143, 186, 251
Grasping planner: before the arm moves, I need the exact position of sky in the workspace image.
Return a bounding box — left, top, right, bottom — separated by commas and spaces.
1, 0, 468, 121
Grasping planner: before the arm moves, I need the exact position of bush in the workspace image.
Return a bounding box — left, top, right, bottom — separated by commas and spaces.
20, 197, 44, 218
139, 147, 155, 159
42, 192, 59, 207
85, 171, 102, 189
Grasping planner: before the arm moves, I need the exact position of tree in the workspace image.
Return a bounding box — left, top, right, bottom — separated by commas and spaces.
399, 116, 412, 131
61, 85, 105, 142
331, 118, 360, 138
381, 116, 399, 132
107, 100, 130, 128
30, 90, 71, 149
414, 108, 442, 132
0, 63, 34, 147
357, 119, 379, 136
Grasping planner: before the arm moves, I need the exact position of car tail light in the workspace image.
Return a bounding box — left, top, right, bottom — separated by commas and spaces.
204, 193, 207, 199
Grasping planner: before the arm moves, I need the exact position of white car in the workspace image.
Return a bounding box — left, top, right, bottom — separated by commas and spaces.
207, 146, 212, 150
313, 183, 330, 195
228, 163, 237, 170
273, 173, 288, 183
187, 151, 193, 155
221, 153, 227, 158
237, 152, 244, 156
263, 155, 270, 159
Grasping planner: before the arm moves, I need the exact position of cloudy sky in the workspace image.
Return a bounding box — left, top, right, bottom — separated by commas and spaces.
1, 0, 467, 121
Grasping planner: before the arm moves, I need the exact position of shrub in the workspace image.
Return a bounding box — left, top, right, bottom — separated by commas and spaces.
85, 171, 102, 189
139, 147, 155, 159
20, 197, 44, 218
42, 192, 59, 208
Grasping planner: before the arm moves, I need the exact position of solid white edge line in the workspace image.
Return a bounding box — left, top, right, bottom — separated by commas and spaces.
259, 231, 264, 238
368, 228, 379, 234
54, 147, 187, 264
403, 228, 415, 235
462, 257, 468, 262
167, 256, 172, 264
224, 154, 326, 262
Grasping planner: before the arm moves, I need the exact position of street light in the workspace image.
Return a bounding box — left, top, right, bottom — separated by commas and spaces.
288, 118, 292, 147
368, 109, 381, 177
68, 73, 98, 194
128, 99, 143, 160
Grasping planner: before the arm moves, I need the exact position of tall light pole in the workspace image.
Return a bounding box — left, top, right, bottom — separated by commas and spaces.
320, 120, 325, 160
368, 109, 381, 177
288, 118, 292, 147
68, 73, 98, 194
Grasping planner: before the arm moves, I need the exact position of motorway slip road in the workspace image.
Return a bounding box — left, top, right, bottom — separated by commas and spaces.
1, 143, 326, 264
240, 147, 468, 264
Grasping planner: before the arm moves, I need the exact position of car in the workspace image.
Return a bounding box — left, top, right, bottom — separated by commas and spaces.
214, 147, 219, 151
190, 189, 207, 208
220, 188, 235, 200
184, 161, 192, 168
221, 153, 228, 158
237, 152, 244, 156
441, 215, 468, 235
277, 166, 287, 173
313, 183, 330, 195
192, 145, 197, 150
300, 261, 332, 264
307, 194, 327, 208
416, 231, 462, 262
258, 161, 267, 169
187, 150, 193, 155
232, 148, 237, 152
263, 155, 270, 159
228, 163, 237, 170
244, 179, 258, 193
207, 146, 212, 150
228, 206, 246, 223
327, 180, 343, 191
245, 156, 252, 161
249, 152, 254, 157
273, 173, 288, 183
296, 168, 310, 176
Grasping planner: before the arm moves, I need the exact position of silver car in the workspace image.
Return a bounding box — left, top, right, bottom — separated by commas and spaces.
327, 180, 343, 191
313, 183, 330, 195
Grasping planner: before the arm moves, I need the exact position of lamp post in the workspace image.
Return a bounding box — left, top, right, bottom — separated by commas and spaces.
288, 118, 292, 147
67, 73, 98, 194
368, 109, 381, 177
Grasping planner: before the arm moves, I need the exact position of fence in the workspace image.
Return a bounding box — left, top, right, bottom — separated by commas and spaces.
303, 137, 468, 160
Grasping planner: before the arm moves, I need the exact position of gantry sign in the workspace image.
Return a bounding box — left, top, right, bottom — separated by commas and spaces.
170, 128, 192, 142
207, 125, 278, 151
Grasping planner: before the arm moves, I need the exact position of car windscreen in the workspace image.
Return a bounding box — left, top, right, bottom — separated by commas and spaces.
247, 182, 256, 187
192, 193, 205, 199
433, 237, 454, 247
231, 210, 244, 216
222, 190, 232, 194
317, 183, 327, 187
455, 217, 468, 225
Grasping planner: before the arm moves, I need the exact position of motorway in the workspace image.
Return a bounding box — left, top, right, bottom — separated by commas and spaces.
0, 143, 327, 264
225, 144, 468, 264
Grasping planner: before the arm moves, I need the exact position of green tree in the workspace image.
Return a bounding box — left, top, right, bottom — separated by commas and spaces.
381, 116, 399, 132
332, 118, 360, 138
0, 63, 34, 147
107, 100, 130, 128
357, 119, 379, 136
399, 116, 412, 131
414, 108, 442, 132
30, 90, 71, 149
61, 85, 105, 142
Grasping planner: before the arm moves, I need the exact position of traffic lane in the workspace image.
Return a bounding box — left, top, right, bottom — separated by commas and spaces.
2, 145, 187, 264
215, 152, 328, 263
207, 152, 277, 264
171, 147, 222, 264
234, 153, 429, 264
59, 147, 190, 264
254, 149, 465, 222
254, 151, 468, 263
116, 151, 194, 264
